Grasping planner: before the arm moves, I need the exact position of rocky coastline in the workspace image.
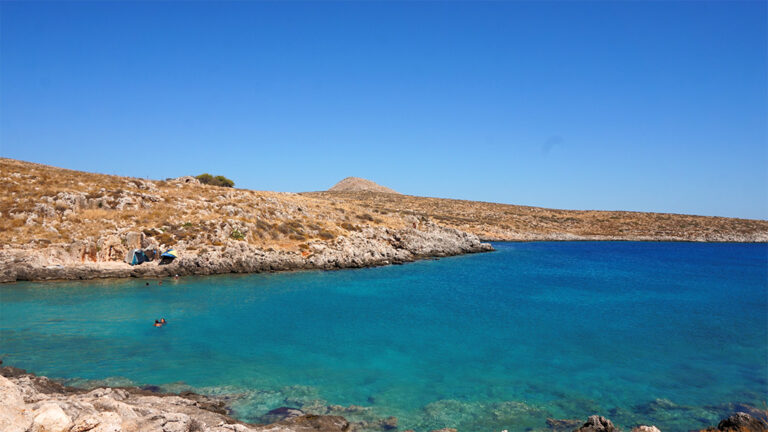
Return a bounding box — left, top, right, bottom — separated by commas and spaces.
2, 158, 766, 284
0, 223, 493, 283
1, 365, 766, 432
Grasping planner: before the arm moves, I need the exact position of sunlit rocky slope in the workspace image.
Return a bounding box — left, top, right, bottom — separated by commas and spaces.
303, 192, 768, 242
0, 158, 490, 282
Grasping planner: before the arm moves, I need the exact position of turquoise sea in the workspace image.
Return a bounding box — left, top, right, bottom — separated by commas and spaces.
1, 242, 766, 431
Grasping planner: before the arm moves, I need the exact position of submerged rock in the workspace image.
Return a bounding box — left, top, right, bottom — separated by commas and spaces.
546, 417, 582, 431
259, 407, 305, 424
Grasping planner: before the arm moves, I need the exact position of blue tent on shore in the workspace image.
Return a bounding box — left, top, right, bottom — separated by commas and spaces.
159, 249, 178, 265
126, 249, 149, 266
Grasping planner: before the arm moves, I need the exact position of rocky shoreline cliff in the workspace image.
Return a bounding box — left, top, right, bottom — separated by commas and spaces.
0, 222, 491, 283
1, 366, 766, 432
0, 158, 491, 283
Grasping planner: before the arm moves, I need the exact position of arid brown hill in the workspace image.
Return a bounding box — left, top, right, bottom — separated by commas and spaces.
305, 191, 768, 242
0, 158, 490, 282
328, 177, 399, 194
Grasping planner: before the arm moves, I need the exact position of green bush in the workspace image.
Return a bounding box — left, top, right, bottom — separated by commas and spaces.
230, 229, 245, 240
196, 173, 235, 188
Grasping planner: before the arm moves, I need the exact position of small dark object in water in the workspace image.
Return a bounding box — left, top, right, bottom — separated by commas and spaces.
145, 282, 149, 286
159, 281, 162, 285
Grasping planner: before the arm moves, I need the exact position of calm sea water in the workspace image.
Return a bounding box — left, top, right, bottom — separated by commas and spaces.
1, 242, 766, 431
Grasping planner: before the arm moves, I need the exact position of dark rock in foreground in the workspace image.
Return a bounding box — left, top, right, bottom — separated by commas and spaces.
698, 412, 768, 432
574, 415, 619, 432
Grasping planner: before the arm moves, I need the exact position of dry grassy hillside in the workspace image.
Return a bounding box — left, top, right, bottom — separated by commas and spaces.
1, 157, 765, 266
303, 191, 768, 242
0, 158, 410, 256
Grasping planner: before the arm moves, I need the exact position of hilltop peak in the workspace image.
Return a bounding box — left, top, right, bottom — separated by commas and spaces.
328, 177, 399, 194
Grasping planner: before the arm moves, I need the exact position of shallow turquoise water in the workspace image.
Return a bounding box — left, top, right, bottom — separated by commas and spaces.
1, 242, 766, 431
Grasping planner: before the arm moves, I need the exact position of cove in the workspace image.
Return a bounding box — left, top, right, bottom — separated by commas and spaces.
1, 242, 766, 432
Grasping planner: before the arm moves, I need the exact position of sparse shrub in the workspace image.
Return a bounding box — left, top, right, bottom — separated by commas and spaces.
317, 230, 335, 240
276, 223, 292, 235
289, 233, 306, 241
196, 173, 235, 188
230, 229, 245, 240
340, 222, 360, 231
356, 213, 374, 222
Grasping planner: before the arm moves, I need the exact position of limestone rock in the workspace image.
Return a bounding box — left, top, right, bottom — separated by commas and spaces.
171, 176, 200, 185
714, 412, 768, 432
574, 415, 618, 432
632, 426, 661, 432
125, 231, 143, 250
0, 368, 363, 432
31, 402, 73, 432
96, 235, 126, 262
0, 375, 32, 432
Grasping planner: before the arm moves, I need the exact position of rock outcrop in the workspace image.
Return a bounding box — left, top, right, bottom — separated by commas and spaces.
0, 222, 492, 282
0, 366, 352, 432
698, 412, 768, 432
631, 426, 661, 432
574, 415, 618, 432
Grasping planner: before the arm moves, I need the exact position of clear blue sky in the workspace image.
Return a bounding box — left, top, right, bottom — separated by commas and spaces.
1, 1, 765, 219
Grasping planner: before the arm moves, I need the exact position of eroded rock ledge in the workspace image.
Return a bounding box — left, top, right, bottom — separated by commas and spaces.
0, 223, 493, 283
0, 365, 353, 432
2, 367, 766, 432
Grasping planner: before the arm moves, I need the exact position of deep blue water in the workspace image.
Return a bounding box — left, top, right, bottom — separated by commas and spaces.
1, 242, 766, 431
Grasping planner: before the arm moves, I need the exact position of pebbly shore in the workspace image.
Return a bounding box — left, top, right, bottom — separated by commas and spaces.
1, 366, 766, 432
